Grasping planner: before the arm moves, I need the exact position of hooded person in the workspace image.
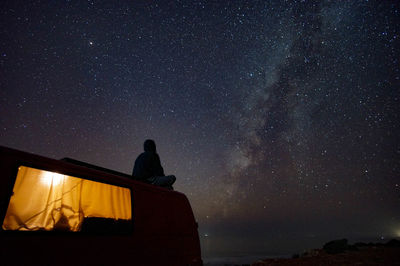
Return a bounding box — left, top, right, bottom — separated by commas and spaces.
132, 139, 176, 190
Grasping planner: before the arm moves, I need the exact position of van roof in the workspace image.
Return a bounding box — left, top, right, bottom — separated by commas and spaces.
61, 157, 132, 179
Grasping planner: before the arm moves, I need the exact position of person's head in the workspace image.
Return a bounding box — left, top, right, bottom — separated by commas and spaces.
144, 139, 156, 152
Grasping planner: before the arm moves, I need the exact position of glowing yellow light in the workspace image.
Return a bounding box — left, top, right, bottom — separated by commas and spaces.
41, 171, 65, 186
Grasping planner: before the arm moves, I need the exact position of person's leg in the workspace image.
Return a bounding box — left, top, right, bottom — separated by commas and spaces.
152, 175, 176, 189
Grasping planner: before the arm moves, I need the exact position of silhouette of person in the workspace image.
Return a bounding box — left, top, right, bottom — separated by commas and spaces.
132, 139, 176, 190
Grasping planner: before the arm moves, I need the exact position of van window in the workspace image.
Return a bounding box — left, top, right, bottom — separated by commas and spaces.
2, 166, 132, 233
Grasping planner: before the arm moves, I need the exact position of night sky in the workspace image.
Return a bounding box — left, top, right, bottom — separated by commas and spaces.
1, 0, 399, 258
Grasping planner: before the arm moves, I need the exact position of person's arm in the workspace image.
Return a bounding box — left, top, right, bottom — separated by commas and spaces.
133, 153, 152, 182
153, 153, 165, 176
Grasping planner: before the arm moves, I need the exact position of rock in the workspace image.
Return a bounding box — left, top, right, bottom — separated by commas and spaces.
386, 239, 400, 247
323, 238, 348, 254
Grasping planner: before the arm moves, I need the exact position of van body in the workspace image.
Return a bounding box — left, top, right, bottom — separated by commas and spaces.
0, 146, 202, 265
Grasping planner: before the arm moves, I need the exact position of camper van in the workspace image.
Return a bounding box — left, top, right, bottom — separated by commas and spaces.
0, 146, 202, 265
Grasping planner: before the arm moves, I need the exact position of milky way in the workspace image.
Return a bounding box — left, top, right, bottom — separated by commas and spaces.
1, 0, 399, 257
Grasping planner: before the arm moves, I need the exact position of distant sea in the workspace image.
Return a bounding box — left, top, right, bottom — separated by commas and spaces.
203, 254, 290, 266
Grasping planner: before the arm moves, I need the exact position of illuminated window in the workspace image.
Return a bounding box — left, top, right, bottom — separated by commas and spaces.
2, 166, 132, 233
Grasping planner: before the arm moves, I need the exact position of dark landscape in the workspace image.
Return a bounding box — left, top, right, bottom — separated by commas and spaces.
253, 239, 400, 266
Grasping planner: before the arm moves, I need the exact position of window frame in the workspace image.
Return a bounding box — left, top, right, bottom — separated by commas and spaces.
1, 162, 134, 236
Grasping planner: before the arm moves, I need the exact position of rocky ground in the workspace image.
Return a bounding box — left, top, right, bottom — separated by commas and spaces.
252, 239, 400, 266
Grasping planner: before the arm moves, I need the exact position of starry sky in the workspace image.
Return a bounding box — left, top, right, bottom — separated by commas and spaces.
1, 0, 399, 258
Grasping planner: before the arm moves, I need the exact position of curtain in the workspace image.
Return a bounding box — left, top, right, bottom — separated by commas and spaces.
2, 166, 132, 231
